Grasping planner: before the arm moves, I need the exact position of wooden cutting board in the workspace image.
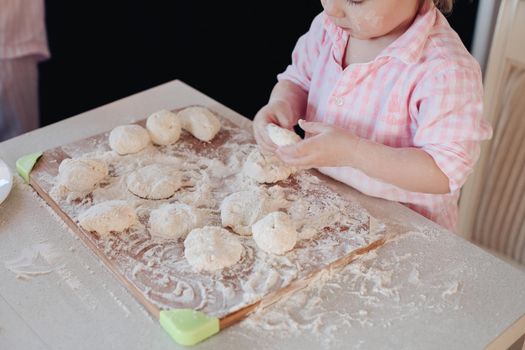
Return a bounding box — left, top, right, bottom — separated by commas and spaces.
25, 106, 388, 345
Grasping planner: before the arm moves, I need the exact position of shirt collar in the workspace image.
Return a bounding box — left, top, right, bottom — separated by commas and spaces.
322, 2, 437, 65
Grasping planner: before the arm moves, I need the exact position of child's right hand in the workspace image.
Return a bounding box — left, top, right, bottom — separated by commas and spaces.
253, 100, 296, 153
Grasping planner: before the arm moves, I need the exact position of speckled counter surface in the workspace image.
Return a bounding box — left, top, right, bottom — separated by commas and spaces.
1, 80, 524, 350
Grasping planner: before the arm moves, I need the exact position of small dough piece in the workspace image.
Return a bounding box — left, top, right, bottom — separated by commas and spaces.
58, 158, 108, 193
109, 124, 150, 155
220, 188, 273, 236
148, 203, 200, 239
127, 164, 182, 200
184, 226, 243, 271
243, 148, 294, 183
78, 200, 137, 235
178, 106, 221, 142
146, 109, 182, 145
266, 124, 301, 147
252, 211, 297, 255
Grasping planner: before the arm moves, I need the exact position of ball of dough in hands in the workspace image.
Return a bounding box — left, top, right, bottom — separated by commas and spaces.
109, 124, 151, 155
78, 200, 137, 235
243, 148, 294, 184
177, 106, 221, 142
148, 203, 200, 239
146, 109, 182, 146
184, 226, 243, 272
126, 164, 182, 200
252, 211, 297, 255
58, 158, 108, 193
266, 123, 301, 147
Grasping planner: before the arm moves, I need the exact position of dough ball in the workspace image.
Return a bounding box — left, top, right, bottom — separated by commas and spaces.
58, 158, 108, 193
109, 124, 150, 155
178, 106, 221, 142
252, 211, 297, 255
243, 148, 294, 183
127, 164, 182, 200
266, 124, 301, 147
184, 226, 243, 271
220, 188, 272, 236
146, 109, 182, 146
148, 203, 200, 239
78, 200, 137, 235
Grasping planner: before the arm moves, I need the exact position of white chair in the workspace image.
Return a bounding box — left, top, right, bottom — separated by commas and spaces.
458, 0, 525, 266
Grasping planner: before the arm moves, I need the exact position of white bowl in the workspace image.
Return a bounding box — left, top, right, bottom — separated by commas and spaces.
0, 159, 13, 205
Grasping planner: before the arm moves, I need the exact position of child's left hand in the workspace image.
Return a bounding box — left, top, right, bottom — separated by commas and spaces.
275, 119, 359, 169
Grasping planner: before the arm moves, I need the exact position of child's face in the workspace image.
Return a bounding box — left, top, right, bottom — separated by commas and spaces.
321, 0, 421, 39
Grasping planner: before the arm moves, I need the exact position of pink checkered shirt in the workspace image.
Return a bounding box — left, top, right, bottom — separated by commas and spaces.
277, 5, 493, 232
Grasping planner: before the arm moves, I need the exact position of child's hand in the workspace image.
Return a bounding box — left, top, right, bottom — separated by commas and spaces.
253, 100, 297, 153
276, 119, 359, 169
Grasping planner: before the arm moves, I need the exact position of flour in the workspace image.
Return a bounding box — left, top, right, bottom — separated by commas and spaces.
31, 110, 386, 319
4, 242, 60, 279
236, 229, 466, 349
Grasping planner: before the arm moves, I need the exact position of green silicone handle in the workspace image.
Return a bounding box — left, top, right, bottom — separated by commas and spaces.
159, 309, 219, 346
16, 152, 43, 183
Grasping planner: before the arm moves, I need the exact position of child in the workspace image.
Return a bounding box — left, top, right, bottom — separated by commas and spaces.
0, 0, 50, 141
253, 0, 493, 232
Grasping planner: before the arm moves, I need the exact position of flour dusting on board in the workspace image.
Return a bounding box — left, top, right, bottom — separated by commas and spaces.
30, 108, 388, 318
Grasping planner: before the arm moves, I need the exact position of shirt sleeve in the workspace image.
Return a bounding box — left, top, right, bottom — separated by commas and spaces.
277, 13, 327, 92
411, 66, 493, 193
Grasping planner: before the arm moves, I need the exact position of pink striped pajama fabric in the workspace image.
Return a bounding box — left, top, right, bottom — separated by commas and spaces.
277, 5, 493, 232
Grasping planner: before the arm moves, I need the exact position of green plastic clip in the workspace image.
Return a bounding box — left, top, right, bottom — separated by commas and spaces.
16, 152, 42, 183
159, 309, 219, 346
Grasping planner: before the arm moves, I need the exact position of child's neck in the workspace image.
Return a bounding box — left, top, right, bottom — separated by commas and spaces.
343, 10, 419, 68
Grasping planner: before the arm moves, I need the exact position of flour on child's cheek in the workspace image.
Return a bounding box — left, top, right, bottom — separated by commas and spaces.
363, 11, 384, 32
348, 9, 383, 35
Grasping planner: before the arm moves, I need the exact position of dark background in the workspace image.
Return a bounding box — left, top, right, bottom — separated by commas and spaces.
39, 1, 480, 127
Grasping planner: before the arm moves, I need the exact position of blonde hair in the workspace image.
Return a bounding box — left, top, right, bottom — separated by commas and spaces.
433, 0, 454, 13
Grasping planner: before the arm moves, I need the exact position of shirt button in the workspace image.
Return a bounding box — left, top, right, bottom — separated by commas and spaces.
335, 97, 344, 106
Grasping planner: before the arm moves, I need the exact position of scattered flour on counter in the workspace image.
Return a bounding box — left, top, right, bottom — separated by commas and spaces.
14, 175, 78, 237
235, 230, 468, 349
441, 281, 461, 298
4, 242, 60, 279
108, 290, 131, 317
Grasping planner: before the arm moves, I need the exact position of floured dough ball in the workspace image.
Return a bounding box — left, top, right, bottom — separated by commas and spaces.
146, 109, 182, 146
178, 106, 221, 142
184, 226, 243, 271
148, 203, 200, 239
127, 164, 182, 200
220, 188, 273, 236
109, 124, 150, 155
243, 148, 294, 183
252, 212, 297, 255
266, 124, 301, 146
78, 200, 137, 235
58, 158, 108, 193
